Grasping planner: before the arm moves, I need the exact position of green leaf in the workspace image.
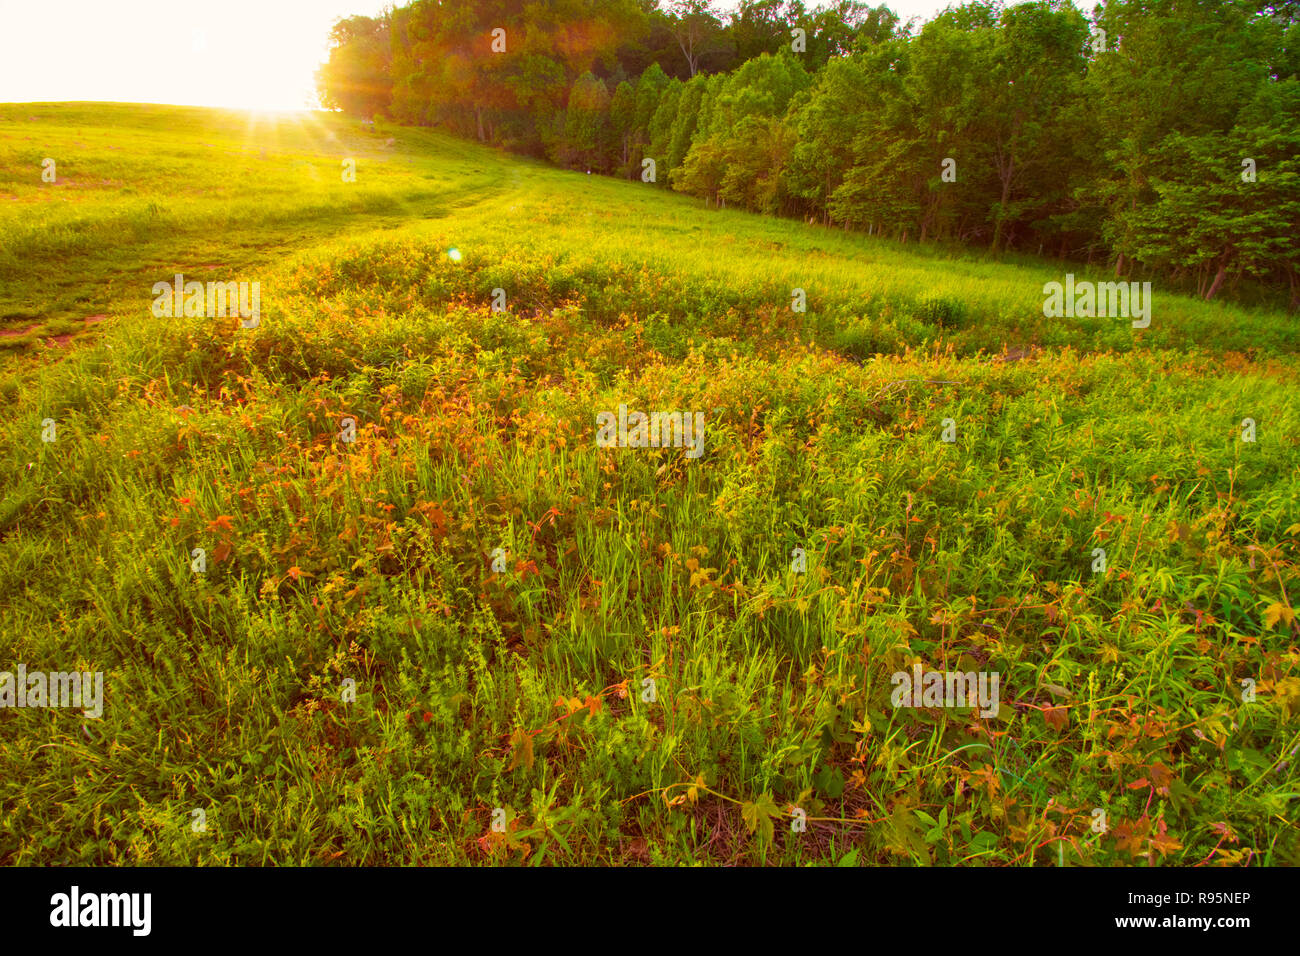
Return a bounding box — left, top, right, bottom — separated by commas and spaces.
741, 791, 781, 845
814, 763, 845, 798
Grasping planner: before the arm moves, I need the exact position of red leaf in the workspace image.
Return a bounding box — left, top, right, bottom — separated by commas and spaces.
1043, 705, 1068, 731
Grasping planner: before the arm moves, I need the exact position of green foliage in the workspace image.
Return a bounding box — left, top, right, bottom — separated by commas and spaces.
315, 0, 1300, 310
317, 15, 392, 118
913, 291, 968, 329
559, 73, 613, 172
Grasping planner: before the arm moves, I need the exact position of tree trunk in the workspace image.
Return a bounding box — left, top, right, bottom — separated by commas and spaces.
992, 158, 1013, 252
1204, 262, 1228, 302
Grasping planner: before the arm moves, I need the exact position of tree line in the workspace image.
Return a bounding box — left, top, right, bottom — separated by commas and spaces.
318, 0, 1300, 309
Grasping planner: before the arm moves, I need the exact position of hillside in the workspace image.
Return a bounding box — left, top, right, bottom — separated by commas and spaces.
0, 103, 1297, 865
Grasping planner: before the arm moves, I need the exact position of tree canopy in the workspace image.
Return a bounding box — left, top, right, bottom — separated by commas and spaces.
319, 0, 1300, 309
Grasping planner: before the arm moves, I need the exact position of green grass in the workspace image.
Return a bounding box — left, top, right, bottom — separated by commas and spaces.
1, 102, 1297, 866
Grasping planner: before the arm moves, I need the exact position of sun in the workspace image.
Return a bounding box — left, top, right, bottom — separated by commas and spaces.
0, 0, 374, 112
211, 54, 322, 113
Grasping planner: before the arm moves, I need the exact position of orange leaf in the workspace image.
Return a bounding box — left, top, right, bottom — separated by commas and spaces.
1113, 821, 1145, 858
1148, 819, 1182, 857
1043, 704, 1068, 731
506, 726, 534, 772
1264, 601, 1295, 630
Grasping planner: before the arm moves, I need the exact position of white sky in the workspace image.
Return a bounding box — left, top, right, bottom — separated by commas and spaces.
0, 0, 393, 111
0, 0, 976, 111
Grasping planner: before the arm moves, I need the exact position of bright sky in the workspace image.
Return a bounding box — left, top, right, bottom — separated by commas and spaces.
0, 0, 393, 111
0, 0, 976, 112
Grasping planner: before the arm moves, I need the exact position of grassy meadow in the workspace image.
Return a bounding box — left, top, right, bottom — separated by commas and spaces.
1, 102, 1297, 865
